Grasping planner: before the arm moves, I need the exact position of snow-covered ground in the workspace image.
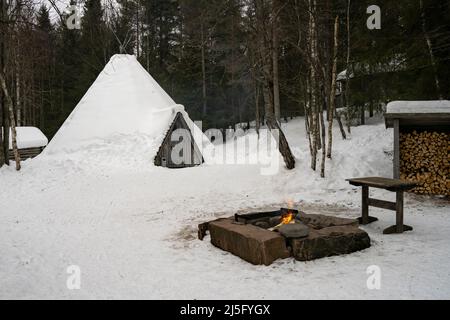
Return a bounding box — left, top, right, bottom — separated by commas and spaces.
1, 116, 449, 299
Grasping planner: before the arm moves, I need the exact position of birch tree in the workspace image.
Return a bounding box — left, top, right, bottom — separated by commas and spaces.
327, 16, 339, 159
0, 71, 21, 170
344, 0, 352, 134
308, 0, 318, 171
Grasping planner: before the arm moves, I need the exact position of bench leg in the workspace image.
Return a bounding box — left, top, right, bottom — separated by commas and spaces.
358, 186, 378, 225
383, 191, 413, 234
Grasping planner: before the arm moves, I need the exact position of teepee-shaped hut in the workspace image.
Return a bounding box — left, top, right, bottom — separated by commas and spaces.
45, 55, 204, 168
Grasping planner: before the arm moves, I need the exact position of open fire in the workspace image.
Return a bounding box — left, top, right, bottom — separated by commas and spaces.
281, 212, 295, 225
269, 211, 297, 231
233, 208, 300, 230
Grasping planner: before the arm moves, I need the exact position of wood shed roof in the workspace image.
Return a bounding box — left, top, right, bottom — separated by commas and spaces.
385, 100, 450, 128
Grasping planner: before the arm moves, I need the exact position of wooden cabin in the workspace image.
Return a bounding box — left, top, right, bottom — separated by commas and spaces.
154, 112, 203, 168
7, 127, 48, 161
8, 146, 46, 161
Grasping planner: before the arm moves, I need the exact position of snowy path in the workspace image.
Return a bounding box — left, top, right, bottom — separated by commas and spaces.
1, 117, 449, 299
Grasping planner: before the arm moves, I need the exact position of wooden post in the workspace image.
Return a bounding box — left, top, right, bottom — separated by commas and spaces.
369, 99, 374, 118
360, 105, 365, 125
396, 191, 404, 233
393, 119, 400, 179
361, 186, 369, 224
383, 189, 412, 234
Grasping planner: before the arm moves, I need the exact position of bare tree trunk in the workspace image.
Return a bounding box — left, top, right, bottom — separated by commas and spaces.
0, 0, 3, 165
335, 109, 346, 140
0, 86, 3, 165
0, 71, 21, 170
146, 14, 150, 70
267, 118, 296, 170
360, 104, 365, 125
0, 0, 8, 165
256, 0, 295, 170
319, 97, 326, 178
15, 54, 21, 126
254, 78, 260, 136
2, 94, 9, 164
0, 120, 3, 165
136, 4, 140, 58
179, 17, 184, 61
327, 16, 339, 158
272, 0, 281, 124
309, 0, 318, 171
305, 77, 313, 156
419, 0, 443, 100
201, 21, 207, 117
344, 0, 351, 134
324, 0, 332, 123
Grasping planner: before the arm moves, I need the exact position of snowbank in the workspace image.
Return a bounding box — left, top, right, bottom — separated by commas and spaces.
7, 127, 48, 149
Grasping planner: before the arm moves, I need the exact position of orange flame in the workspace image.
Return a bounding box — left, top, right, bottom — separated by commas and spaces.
281, 212, 295, 225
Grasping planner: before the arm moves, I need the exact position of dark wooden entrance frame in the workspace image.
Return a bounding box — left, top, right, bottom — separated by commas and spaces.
154, 112, 204, 168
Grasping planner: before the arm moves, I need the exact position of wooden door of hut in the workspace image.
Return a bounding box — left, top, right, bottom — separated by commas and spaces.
154, 112, 203, 168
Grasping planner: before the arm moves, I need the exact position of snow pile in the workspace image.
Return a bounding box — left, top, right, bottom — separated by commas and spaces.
386, 100, 450, 114
44, 54, 207, 164
7, 127, 48, 149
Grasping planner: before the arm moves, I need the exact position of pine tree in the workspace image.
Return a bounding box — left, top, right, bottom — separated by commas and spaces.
77, 0, 110, 96
36, 4, 54, 131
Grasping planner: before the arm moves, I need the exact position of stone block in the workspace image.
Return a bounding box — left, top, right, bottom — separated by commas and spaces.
291, 225, 370, 261
209, 219, 290, 266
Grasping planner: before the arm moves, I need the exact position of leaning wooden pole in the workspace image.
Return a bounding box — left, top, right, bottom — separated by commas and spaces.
267, 117, 296, 170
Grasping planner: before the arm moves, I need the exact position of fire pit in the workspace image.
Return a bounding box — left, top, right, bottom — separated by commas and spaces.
199, 208, 371, 266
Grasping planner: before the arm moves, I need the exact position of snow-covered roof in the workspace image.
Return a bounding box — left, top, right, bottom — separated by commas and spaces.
44, 55, 208, 159
386, 100, 450, 114
337, 69, 353, 81
7, 127, 48, 149
385, 100, 450, 128
337, 56, 407, 82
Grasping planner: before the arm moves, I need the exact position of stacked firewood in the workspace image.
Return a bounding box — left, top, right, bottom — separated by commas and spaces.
400, 131, 450, 196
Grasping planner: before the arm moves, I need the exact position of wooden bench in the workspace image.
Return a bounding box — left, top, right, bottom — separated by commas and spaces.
346, 177, 418, 234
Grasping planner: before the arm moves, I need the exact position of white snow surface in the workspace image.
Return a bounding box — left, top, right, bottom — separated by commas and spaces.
45, 54, 207, 160
386, 100, 450, 114
7, 127, 48, 149
1, 116, 449, 299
